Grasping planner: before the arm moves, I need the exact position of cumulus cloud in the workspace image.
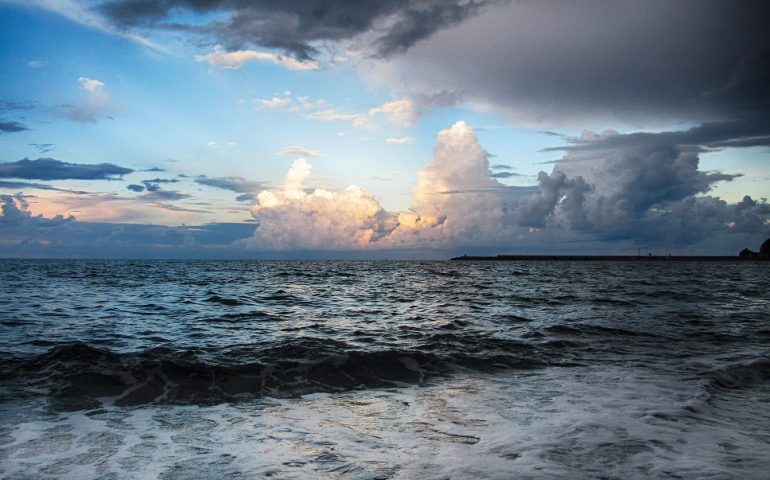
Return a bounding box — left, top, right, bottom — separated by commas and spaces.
0, 158, 132, 180
523, 125, 766, 242
0, 194, 74, 226
247, 122, 524, 251
275, 146, 323, 157
248, 159, 391, 250
245, 121, 769, 253
195, 46, 318, 70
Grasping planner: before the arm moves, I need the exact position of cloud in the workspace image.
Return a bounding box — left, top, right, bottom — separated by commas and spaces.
141, 178, 179, 192
523, 125, 751, 237
364, 1, 770, 127
0, 121, 28, 133
14, 0, 165, 51
0, 158, 133, 180
61, 77, 113, 123
0, 194, 74, 227
490, 171, 521, 179
194, 176, 265, 193
26, 60, 45, 69
0, 207, 258, 258
235, 193, 256, 203
386, 136, 415, 144
127, 184, 145, 192
96, 0, 494, 60
304, 109, 372, 130
254, 97, 292, 109
141, 189, 190, 201
245, 121, 769, 253
248, 159, 391, 250
195, 46, 318, 70
0, 180, 89, 195
369, 98, 418, 127
29, 143, 54, 154
78, 77, 104, 92
247, 122, 521, 250
275, 146, 323, 157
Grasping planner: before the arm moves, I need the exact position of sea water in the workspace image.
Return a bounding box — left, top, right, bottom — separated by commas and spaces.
1, 259, 768, 478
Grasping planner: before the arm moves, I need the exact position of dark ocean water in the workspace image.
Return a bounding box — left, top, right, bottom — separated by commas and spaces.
1, 259, 768, 479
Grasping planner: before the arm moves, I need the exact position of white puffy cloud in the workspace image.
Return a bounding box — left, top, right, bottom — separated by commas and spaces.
78, 77, 104, 92
387, 121, 515, 248
247, 121, 518, 250
248, 159, 391, 250
194, 46, 318, 71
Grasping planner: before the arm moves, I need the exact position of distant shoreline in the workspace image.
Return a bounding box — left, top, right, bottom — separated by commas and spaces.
451, 255, 770, 262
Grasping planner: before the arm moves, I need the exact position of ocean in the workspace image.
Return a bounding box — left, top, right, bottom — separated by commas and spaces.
1, 259, 768, 479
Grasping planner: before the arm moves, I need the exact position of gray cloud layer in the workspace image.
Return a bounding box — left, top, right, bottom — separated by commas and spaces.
369, 0, 770, 127
0, 193, 255, 257
96, 0, 494, 59
0, 158, 133, 180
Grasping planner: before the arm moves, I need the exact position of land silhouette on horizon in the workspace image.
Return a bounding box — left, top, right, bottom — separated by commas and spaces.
453, 239, 770, 261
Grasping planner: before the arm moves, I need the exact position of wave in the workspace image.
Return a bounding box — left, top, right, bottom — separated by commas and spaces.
0, 338, 567, 407
705, 357, 770, 390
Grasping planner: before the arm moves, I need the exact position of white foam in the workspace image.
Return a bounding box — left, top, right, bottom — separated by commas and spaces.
2, 365, 769, 478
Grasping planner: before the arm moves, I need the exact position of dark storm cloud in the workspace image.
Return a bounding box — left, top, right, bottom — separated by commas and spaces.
194, 175, 264, 193
0, 158, 133, 180
380, 0, 770, 125
546, 118, 770, 155
96, 0, 494, 59
0, 121, 28, 133
513, 123, 770, 244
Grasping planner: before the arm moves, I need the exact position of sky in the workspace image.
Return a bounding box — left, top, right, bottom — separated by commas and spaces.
0, 0, 769, 258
